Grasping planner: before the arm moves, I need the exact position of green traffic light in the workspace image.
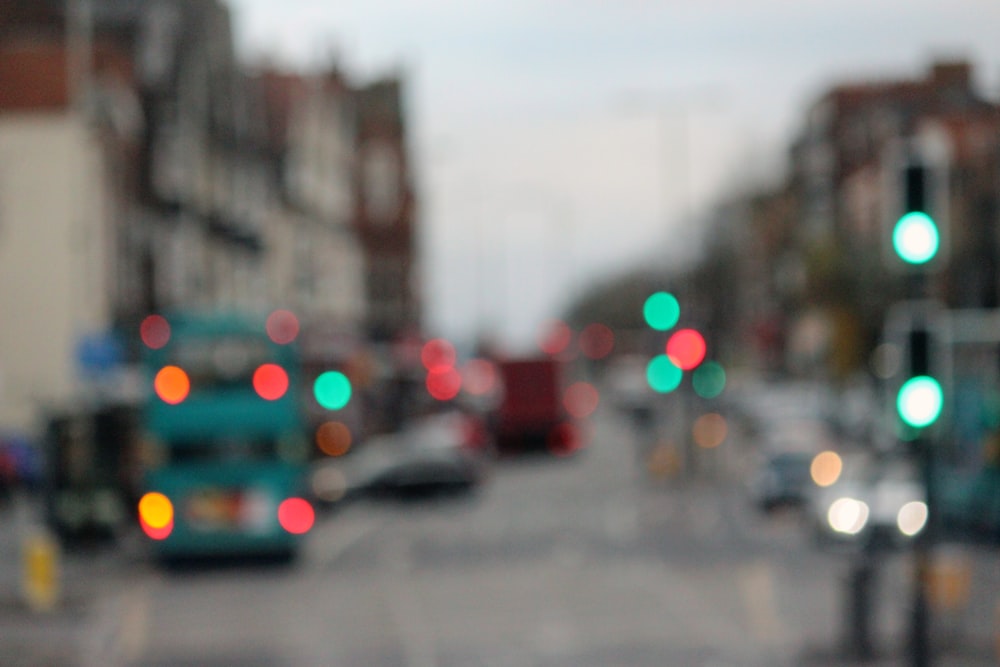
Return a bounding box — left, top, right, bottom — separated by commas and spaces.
643, 292, 680, 331
893, 212, 939, 265
647, 354, 682, 393
314, 371, 352, 410
896, 375, 943, 428
693, 361, 726, 399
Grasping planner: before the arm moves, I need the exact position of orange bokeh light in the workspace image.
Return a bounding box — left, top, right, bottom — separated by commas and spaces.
692, 413, 728, 449
316, 421, 352, 457
154, 366, 190, 404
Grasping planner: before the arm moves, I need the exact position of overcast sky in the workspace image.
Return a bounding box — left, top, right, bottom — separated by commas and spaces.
226, 0, 1000, 352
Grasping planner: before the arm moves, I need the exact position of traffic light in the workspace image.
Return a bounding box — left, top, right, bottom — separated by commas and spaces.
886, 149, 947, 271
896, 324, 943, 430
893, 163, 939, 265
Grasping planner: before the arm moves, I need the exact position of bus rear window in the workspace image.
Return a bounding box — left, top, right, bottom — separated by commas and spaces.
169, 336, 271, 391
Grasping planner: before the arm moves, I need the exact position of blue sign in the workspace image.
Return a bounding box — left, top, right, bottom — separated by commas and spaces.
76, 332, 124, 376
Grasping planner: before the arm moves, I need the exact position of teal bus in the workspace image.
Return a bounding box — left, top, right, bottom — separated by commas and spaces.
137, 310, 314, 561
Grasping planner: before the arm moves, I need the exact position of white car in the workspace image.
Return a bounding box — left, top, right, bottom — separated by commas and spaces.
808, 453, 926, 551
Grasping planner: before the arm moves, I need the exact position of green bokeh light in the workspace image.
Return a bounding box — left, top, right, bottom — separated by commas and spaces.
892, 212, 939, 265
647, 354, 682, 393
896, 375, 943, 428
643, 292, 680, 331
314, 371, 352, 410
693, 361, 726, 399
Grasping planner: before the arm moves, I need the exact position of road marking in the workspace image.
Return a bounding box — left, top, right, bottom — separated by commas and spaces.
738, 560, 787, 645
82, 572, 163, 667
309, 514, 387, 572
118, 581, 155, 662
382, 535, 439, 667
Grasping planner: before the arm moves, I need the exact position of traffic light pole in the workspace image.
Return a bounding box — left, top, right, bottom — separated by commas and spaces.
909, 433, 934, 667
904, 283, 937, 667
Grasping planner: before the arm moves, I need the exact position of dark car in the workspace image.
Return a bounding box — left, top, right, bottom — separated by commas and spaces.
749, 450, 814, 512
312, 411, 491, 505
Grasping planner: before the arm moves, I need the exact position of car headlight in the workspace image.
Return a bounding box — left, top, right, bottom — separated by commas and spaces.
828, 497, 870, 535
896, 500, 928, 537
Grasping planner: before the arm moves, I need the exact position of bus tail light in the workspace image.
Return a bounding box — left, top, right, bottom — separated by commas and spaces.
154, 366, 190, 405
277, 497, 314, 535
138, 491, 174, 540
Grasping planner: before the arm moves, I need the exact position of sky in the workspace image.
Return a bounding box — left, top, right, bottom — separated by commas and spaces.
226, 0, 1000, 352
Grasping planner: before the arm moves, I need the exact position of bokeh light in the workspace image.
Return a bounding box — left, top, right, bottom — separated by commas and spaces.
897, 376, 944, 428
315, 421, 352, 457
893, 211, 939, 265
277, 498, 314, 535
578, 323, 615, 360
421, 338, 457, 372
266, 309, 300, 345
564, 381, 600, 419
666, 329, 707, 370
692, 413, 727, 448
547, 422, 579, 457
140, 315, 171, 350
140, 517, 173, 540
138, 491, 174, 529
692, 361, 726, 399
312, 467, 348, 503
643, 292, 680, 331
154, 366, 190, 404
427, 367, 462, 401
897, 500, 928, 537
314, 371, 352, 410
462, 358, 498, 396
253, 364, 289, 401
647, 441, 681, 479
810, 451, 843, 487
539, 320, 573, 356
828, 497, 869, 535
647, 355, 682, 393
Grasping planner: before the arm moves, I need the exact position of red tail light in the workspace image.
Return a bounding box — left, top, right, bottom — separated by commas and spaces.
253, 364, 289, 401
277, 498, 314, 535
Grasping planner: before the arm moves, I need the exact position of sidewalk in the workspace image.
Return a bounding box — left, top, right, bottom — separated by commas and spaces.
0, 495, 136, 667
796, 542, 1000, 666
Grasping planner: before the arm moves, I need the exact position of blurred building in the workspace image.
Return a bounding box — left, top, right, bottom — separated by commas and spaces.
0, 0, 423, 440
255, 67, 366, 337
353, 76, 420, 343
0, 0, 139, 431
736, 60, 1000, 378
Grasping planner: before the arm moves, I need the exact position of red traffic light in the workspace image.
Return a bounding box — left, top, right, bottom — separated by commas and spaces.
666, 329, 706, 371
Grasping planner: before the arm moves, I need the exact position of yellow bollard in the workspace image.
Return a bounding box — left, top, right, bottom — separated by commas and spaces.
22, 529, 59, 612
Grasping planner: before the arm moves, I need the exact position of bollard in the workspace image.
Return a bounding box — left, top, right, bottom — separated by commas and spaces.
22, 527, 59, 612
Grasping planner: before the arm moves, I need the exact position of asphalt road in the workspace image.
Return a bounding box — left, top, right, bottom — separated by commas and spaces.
2, 393, 998, 666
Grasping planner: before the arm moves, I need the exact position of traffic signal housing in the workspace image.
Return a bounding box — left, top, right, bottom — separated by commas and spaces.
885, 146, 948, 272
896, 323, 944, 432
